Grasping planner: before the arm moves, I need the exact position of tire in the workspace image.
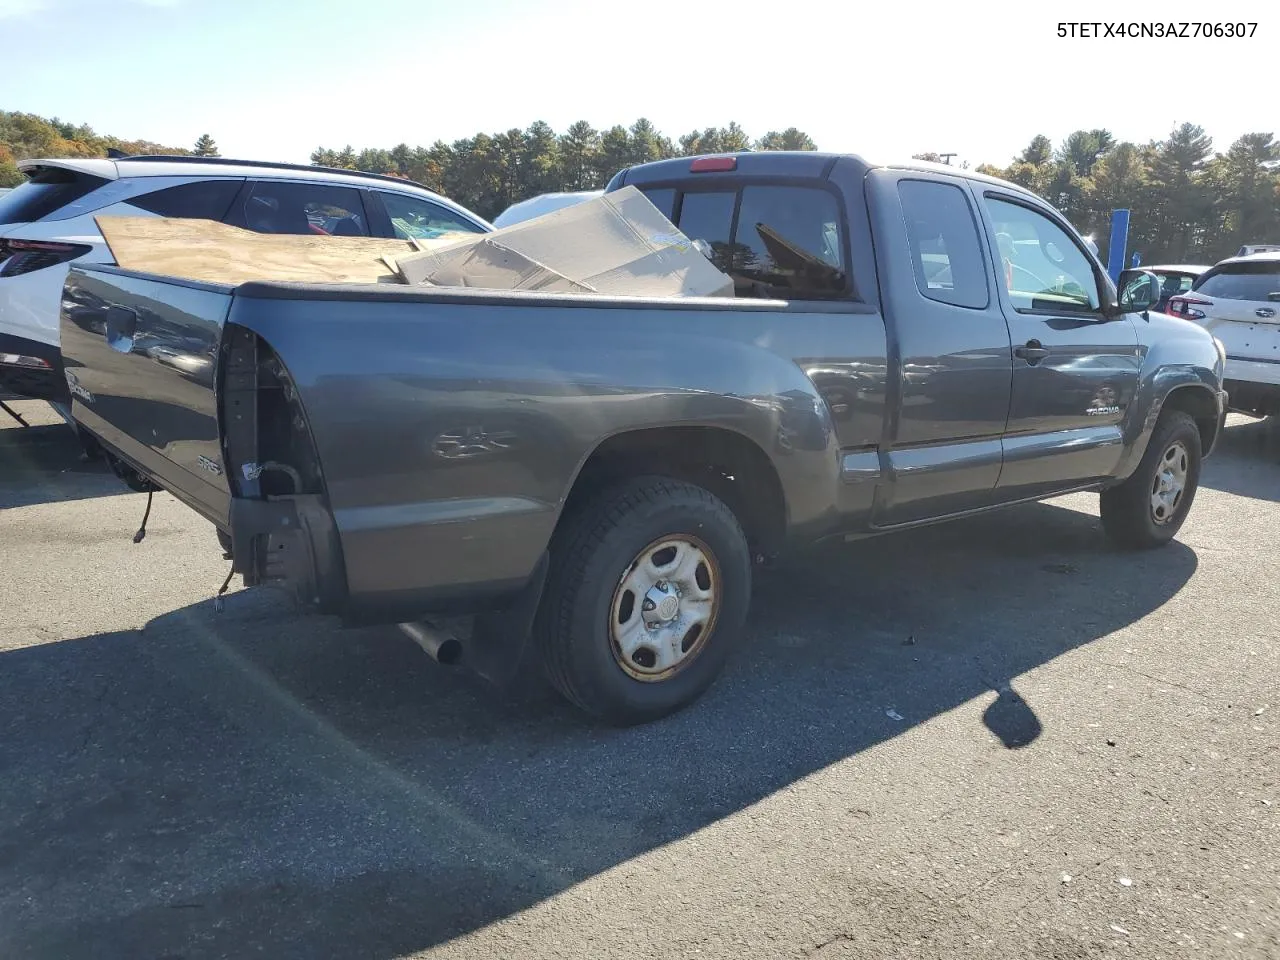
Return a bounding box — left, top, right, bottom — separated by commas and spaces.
535, 475, 752, 725
1100, 410, 1201, 549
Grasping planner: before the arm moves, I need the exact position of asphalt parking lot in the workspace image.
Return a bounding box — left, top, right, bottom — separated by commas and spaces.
0, 399, 1276, 960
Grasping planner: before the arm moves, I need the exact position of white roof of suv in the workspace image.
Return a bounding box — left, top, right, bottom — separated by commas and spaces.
16, 155, 492, 230
1236, 244, 1280, 257
1215, 250, 1280, 267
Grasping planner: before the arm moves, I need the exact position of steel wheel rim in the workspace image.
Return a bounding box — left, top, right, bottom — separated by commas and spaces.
1150, 440, 1189, 525
609, 535, 721, 682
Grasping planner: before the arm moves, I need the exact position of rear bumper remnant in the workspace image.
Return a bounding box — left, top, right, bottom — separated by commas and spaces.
229, 495, 347, 611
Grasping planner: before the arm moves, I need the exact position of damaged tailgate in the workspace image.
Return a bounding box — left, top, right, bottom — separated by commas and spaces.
61, 264, 345, 607
61, 265, 236, 525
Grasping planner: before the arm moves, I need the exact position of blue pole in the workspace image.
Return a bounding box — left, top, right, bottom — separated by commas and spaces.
1107, 209, 1130, 284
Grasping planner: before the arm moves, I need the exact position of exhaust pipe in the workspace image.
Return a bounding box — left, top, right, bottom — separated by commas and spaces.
398, 621, 462, 666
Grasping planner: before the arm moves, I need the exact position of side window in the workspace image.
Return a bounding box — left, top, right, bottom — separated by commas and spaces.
127, 180, 242, 220
983, 196, 1100, 313
638, 187, 676, 221
675, 191, 735, 274
379, 191, 485, 240
897, 180, 988, 309
732, 185, 846, 298
237, 181, 368, 236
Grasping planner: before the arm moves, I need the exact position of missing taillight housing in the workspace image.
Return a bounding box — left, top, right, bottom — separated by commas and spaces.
0, 239, 92, 278
218, 325, 324, 500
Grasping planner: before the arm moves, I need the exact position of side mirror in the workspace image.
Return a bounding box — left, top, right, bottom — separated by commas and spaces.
1116, 269, 1160, 314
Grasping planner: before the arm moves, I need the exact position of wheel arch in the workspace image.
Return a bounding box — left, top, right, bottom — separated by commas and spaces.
1160, 382, 1221, 454
555, 424, 790, 559
1115, 371, 1222, 482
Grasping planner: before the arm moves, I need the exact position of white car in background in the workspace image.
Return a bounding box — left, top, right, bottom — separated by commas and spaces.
0, 155, 491, 405
1167, 251, 1280, 417
492, 190, 603, 228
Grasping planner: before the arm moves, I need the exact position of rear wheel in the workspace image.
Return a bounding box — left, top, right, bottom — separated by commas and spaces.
1100, 410, 1201, 549
535, 476, 751, 725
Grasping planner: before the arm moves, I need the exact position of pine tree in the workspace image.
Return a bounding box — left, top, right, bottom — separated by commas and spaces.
596, 125, 631, 184
192, 134, 219, 157
522, 121, 561, 196
559, 121, 601, 190
756, 128, 817, 151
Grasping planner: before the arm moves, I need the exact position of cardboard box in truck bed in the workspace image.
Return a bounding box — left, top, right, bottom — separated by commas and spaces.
387, 186, 734, 298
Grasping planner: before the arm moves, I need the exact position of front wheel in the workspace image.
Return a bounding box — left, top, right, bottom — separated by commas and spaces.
1100, 410, 1202, 549
535, 476, 752, 725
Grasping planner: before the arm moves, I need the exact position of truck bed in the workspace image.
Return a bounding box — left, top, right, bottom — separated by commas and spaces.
61, 265, 885, 621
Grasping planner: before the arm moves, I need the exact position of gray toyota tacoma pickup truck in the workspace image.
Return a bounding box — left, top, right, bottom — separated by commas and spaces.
60, 152, 1227, 725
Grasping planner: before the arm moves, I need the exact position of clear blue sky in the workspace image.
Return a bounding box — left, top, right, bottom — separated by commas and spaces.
0, 0, 1270, 167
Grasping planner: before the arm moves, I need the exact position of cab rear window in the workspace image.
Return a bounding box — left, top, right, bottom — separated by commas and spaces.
675, 191, 734, 261
664, 184, 847, 299
0, 167, 107, 225
637, 187, 675, 221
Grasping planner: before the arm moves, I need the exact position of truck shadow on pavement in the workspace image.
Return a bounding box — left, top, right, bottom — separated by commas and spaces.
0, 423, 123, 509
1198, 417, 1279, 503
0, 501, 1197, 959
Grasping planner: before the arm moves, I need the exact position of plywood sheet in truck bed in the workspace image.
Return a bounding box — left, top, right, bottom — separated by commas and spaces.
94, 216, 469, 286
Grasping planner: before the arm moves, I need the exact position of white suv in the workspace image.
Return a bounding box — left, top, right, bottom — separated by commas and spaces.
1168, 251, 1280, 417
0, 155, 491, 403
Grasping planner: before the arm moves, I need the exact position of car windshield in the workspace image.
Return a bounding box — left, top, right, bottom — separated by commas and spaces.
1193, 261, 1280, 301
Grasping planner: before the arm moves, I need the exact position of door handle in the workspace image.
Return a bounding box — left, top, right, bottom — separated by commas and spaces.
1014, 340, 1049, 364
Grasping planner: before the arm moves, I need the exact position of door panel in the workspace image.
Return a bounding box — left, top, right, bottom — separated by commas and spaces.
60, 268, 233, 524
887, 437, 1005, 520
1000, 424, 1125, 492
866, 172, 1013, 525
977, 193, 1140, 498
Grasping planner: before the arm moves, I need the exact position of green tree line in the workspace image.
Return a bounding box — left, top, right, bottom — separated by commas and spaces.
967, 123, 1280, 265
0, 109, 194, 186
5, 108, 1277, 264
309, 119, 818, 221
